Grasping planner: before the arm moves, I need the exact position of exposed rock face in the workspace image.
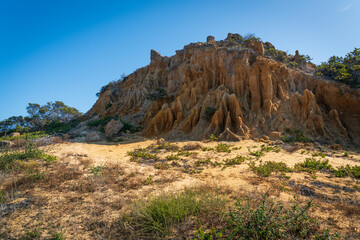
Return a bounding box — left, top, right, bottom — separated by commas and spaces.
10, 132, 20, 137
86, 34, 360, 145
207, 35, 215, 43
104, 119, 124, 138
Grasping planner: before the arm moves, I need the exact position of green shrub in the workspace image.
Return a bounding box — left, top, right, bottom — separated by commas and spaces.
120, 120, 141, 133
127, 148, 159, 162
249, 161, 292, 177
249, 150, 264, 158
89, 165, 105, 176
331, 165, 360, 179
105, 103, 113, 109
209, 134, 218, 142
87, 116, 113, 127
204, 106, 217, 120
215, 143, 231, 153
282, 129, 312, 143
224, 196, 339, 239
223, 155, 246, 166
0, 143, 56, 172
166, 154, 180, 160
265, 48, 287, 62
294, 158, 332, 173
147, 88, 167, 100
44, 119, 80, 134
261, 145, 280, 153
0, 131, 48, 141
316, 48, 360, 88
126, 188, 226, 238
154, 162, 170, 170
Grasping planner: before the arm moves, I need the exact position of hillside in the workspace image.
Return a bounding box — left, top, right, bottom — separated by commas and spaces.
1, 34, 360, 239
86, 33, 360, 146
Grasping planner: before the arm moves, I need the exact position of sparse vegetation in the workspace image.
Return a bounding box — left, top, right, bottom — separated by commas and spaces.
0, 143, 56, 172
316, 48, 360, 88
126, 188, 226, 238
147, 88, 167, 100
204, 106, 217, 120
215, 143, 231, 153
222, 196, 339, 239
127, 148, 159, 162
249, 161, 292, 177
209, 134, 218, 142
282, 129, 312, 143
261, 145, 280, 153
223, 155, 246, 166
249, 150, 264, 158
294, 158, 332, 173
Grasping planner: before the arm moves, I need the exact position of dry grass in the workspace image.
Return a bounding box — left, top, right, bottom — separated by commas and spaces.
1, 138, 360, 239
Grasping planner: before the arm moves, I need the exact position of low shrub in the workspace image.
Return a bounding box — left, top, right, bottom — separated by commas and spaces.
294, 158, 332, 173
223, 155, 246, 166
127, 148, 159, 162
0, 143, 56, 172
146, 88, 167, 100
126, 188, 226, 238
249, 161, 292, 177
222, 196, 339, 239
204, 106, 217, 120
215, 143, 231, 153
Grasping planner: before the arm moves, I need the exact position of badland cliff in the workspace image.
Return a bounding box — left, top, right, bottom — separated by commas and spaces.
86, 34, 360, 145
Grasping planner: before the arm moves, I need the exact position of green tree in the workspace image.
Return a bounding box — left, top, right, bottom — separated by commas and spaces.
316, 48, 360, 87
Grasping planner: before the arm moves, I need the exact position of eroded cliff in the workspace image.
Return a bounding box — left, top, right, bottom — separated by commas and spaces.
86, 34, 360, 145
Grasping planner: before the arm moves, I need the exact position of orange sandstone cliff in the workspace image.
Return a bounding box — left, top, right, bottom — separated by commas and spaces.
85, 34, 360, 145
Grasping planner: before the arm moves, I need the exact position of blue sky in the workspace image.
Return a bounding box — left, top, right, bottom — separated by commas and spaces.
0, 0, 359, 120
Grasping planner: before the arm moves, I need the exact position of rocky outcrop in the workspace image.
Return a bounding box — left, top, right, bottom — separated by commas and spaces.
86, 34, 360, 145
104, 119, 124, 138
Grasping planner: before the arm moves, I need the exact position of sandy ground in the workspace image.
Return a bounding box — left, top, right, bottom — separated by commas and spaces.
1, 136, 360, 239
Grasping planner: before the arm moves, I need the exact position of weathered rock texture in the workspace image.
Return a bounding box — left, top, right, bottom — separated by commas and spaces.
86, 34, 360, 145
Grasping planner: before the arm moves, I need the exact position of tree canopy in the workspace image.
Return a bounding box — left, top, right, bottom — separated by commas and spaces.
0, 101, 81, 135
316, 48, 360, 87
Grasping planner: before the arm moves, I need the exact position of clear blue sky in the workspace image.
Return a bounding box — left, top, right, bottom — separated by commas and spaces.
0, 0, 359, 120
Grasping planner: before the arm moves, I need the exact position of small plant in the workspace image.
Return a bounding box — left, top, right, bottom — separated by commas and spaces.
105, 102, 113, 109
282, 129, 312, 143
215, 143, 231, 153
147, 88, 167, 100
89, 165, 105, 176
232, 146, 241, 150
209, 134, 218, 142
344, 151, 349, 157
121, 120, 141, 133
261, 145, 280, 153
249, 150, 264, 159
312, 152, 326, 158
171, 161, 181, 167
145, 175, 153, 185
204, 106, 217, 120
0, 190, 6, 203
166, 154, 180, 161
50, 231, 66, 240
154, 162, 170, 170
331, 165, 360, 179
177, 151, 197, 157
127, 148, 159, 162
195, 158, 212, 167
223, 155, 246, 167
156, 142, 179, 151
